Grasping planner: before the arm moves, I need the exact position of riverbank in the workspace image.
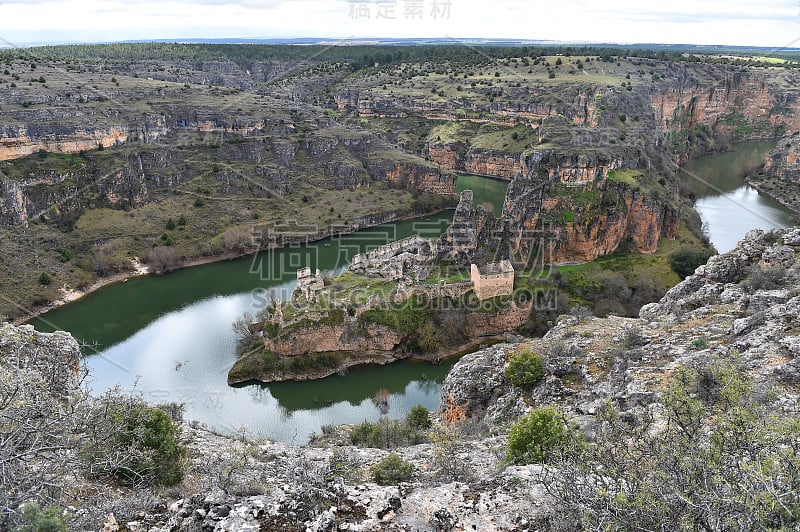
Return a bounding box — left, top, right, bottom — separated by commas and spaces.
13, 258, 150, 326
17, 206, 457, 326
746, 178, 800, 217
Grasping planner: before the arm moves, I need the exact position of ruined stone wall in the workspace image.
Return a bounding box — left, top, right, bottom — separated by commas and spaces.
393, 281, 474, 304
349, 235, 435, 279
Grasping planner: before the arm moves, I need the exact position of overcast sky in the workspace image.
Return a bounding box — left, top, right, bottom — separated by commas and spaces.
0, 0, 798, 48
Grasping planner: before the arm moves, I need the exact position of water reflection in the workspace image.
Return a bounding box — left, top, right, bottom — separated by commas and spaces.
33, 175, 510, 443
681, 141, 796, 254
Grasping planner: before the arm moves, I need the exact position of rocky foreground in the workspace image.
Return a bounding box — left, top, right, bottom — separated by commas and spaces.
3, 228, 800, 530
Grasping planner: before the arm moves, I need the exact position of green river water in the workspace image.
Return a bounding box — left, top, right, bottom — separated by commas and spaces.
680, 140, 795, 253
31, 175, 508, 442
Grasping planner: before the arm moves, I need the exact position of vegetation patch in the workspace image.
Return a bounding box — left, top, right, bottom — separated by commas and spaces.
371, 453, 415, 485
359, 296, 432, 333
507, 406, 576, 464
504, 349, 545, 390
606, 168, 641, 186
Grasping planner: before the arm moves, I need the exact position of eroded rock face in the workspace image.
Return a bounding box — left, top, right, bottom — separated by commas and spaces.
439, 343, 527, 428
263, 322, 405, 358
651, 72, 800, 162
366, 159, 456, 194
0, 322, 81, 398
765, 135, 800, 182
436, 190, 504, 265
504, 175, 680, 265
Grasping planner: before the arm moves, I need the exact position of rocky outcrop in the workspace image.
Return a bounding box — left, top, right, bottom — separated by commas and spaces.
0, 125, 136, 161
437, 190, 503, 265
0, 152, 152, 225
365, 158, 456, 194
439, 159, 680, 267
505, 171, 680, 265
0, 322, 81, 398
264, 321, 405, 358
464, 151, 525, 179
83, 424, 558, 532
764, 135, 800, 181
0, 111, 273, 162
443, 227, 800, 433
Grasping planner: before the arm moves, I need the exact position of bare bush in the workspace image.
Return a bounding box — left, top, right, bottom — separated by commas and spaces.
220, 225, 254, 255
232, 312, 258, 343
146, 246, 181, 274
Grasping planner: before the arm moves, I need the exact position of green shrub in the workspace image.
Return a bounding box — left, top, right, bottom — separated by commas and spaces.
365, 418, 410, 449
165, 217, 176, 230
406, 405, 432, 430
504, 349, 545, 390
692, 337, 708, 349
350, 420, 374, 446
19, 505, 67, 532
507, 407, 568, 464
325, 447, 363, 483
416, 320, 442, 352
82, 399, 186, 487
371, 453, 414, 485
38, 272, 51, 286
669, 248, 712, 279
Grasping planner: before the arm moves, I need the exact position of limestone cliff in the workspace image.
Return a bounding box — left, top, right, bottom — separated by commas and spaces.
365, 158, 456, 194
1, 151, 152, 225
764, 134, 800, 182
437, 190, 504, 265
0, 130, 454, 226
651, 71, 800, 162
507, 178, 680, 264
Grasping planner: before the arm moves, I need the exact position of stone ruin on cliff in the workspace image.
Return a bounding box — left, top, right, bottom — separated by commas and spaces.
295, 267, 324, 301
348, 235, 436, 281
470, 260, 515, 300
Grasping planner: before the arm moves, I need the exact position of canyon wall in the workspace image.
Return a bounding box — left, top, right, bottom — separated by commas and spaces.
764, 135, 800, 181
751, 134, 800, 214
651, 72, 800, 162
366, 159, 456, 194
505, 176, 680, 265
0, 109, 279, 162
0, 129, 454, 226
436, 150, 679, 267
0, 152, 150, 225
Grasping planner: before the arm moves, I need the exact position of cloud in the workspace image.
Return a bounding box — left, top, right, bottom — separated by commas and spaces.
0, 0, 797, 47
